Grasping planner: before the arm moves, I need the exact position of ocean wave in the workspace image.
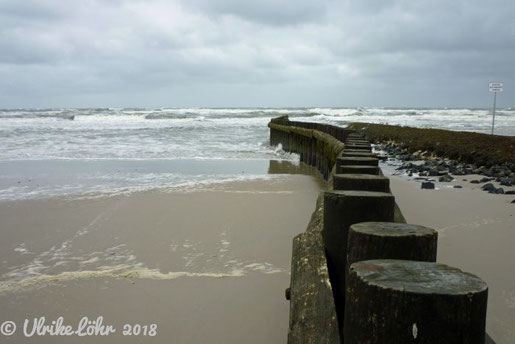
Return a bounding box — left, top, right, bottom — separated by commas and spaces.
0, 111, 77, 120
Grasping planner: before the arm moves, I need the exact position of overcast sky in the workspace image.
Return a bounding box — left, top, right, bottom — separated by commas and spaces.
0, 0, 513, 108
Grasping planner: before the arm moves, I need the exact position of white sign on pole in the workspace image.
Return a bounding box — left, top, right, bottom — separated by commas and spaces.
489, 82, 503, 135
489, 82, 503, 92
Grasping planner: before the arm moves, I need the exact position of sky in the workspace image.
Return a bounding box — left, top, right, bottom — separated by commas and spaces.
0, 0, 513, 108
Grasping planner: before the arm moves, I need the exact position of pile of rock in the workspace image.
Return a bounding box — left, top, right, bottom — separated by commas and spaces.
376, 142, 515, 196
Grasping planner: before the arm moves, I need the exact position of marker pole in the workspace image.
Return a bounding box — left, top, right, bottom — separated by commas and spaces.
491, 91, 497, 135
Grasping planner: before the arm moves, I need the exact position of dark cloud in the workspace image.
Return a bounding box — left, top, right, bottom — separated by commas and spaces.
0, 0, 513, 107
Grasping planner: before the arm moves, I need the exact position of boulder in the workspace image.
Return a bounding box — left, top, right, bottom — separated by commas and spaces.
500, 177, 513, 187
421, 182, 435, 190
481, 183, 496, 193
439, 175, 454, 182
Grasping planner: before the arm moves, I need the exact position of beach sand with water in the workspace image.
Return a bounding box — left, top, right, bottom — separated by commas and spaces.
0, 170, 324, 343
1, 160, 514, 343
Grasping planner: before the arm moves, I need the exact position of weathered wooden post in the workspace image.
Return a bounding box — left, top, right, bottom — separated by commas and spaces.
323, 191, 395, 334
333, 174, 390, 192
345, 140, 370, 145
341, 151, 377, 158
345, 260, 488, 344
336, 165, 380, 175
336, 157, 379, 167
342, 149, 374, 154
346, 222, 437, 272
344, 144, 371, 151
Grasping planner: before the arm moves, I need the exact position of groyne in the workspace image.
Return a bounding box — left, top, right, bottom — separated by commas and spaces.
269, 116, 493, 344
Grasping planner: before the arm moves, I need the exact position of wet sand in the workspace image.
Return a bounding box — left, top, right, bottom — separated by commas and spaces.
0, 174, 324, 343
389, 175, 515, 344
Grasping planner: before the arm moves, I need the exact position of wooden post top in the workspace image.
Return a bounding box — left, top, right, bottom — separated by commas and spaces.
350, 260, 488, 295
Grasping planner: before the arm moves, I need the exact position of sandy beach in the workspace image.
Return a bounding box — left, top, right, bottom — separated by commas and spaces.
0, 173, 323, 343
388, 174, 515, 344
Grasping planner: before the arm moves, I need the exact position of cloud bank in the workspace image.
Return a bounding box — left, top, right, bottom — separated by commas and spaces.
0, 0, 513, 107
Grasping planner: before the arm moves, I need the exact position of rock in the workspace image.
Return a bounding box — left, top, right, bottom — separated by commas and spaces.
481, 183, 496, 193
480, 177, 492, 183
428, 169, 439, 176
495, 169, 508, 178
512, 199, 515, 204
454, 185, 463, 189
495, 188, 505, 194
500, 177, 513, 187
439, 175, 454, 182
421, 182, 435, 190
470, 180, 481, 184
505, 191, 515, 195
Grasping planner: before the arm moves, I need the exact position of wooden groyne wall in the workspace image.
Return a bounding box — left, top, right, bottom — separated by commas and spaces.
269, 116, 492, 344
269, 115, 347, 180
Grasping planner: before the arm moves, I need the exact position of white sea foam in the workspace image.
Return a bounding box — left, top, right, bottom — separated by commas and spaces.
0, 223, 287, 295
14, 244, 30, 255
0, 259, 285, 294
1, 107, 513, 200
0, 266, 245, 294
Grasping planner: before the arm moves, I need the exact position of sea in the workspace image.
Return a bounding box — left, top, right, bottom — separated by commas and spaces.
1, 107, 514, 200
